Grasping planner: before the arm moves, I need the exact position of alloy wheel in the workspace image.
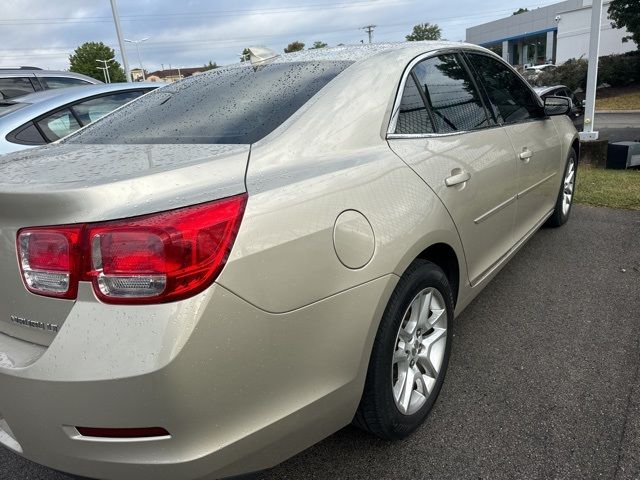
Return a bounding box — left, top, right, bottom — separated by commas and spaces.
392, 287, 448, 415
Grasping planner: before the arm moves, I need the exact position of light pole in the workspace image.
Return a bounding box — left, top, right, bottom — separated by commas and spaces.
580, 0, 603, 141
109, 0, 131, 82
124, 37, 149, 80
96, 58, 115, 83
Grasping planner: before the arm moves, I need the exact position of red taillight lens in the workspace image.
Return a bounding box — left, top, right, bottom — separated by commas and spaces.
17, 227, 82, 299
17, 194, 247, 304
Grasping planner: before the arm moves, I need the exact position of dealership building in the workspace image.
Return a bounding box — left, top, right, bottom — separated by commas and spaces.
465, 0, 636, 66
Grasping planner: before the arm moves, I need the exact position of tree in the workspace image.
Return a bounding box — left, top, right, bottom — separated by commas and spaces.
69, 42, 126, 82
513, 7, 529, 15
405, 23, 441, 41
284, 41, 305, 53
609, 0, 640, 47
309, 41, 328, 49
240, 48, 250, 62
202, 60, 218, 71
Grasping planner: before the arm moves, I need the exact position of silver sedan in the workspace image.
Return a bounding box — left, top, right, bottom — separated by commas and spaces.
0, 82, 158, 155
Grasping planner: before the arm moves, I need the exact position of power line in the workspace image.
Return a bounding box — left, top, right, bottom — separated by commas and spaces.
0, 0, 410, 25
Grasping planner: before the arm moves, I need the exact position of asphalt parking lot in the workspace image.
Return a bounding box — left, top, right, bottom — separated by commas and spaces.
1, 204, 639, 480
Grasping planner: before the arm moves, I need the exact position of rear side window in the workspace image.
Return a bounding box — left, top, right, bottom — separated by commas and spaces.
0, 77, 36, 100
466, 53, 542, 124
396, 73, 435, 134
9, 122, 46, 145
36, 108, 82, 141
71, 90, 148, 125
394, 54, 489, 134
40, 77, 92, 89
68, 61, 353, 145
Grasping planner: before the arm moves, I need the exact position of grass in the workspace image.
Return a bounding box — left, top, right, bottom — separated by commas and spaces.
596, 91, 640, 110
575, 165, 640, 210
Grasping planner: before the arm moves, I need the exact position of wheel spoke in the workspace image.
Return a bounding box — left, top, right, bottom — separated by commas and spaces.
393, 348, 409, 365
418, 328, 446, 378
416, 291, 432, 331
398, 366, 415, 413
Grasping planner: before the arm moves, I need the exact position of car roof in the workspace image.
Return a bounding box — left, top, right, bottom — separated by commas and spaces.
0, 82, 159, 135
246, 41, 485, 65
11, 82, 158, 105
0, 69, 100, 82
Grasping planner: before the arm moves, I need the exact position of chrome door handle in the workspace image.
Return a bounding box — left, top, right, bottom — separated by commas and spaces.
519, 149, 533, 161
445, 170, 471, 187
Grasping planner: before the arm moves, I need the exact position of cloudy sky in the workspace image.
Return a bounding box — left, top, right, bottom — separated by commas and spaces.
2, 0, 560, 73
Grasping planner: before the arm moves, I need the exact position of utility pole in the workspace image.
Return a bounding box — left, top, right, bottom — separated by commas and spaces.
361, 25, 376, 43
109, 0, 131, 82
125, 37, 149, 80
580, 0, 603, 141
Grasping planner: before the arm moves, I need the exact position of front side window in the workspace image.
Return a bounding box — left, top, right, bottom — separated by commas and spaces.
395, 54, 489, 134
36, 108, 81, 141
40, 77, 92, 89
71, 90, 148, 125
466, 53, 543, 124
67, 61, 353, 145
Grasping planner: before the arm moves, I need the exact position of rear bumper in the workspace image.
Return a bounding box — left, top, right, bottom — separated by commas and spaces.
0, 275, 396, 480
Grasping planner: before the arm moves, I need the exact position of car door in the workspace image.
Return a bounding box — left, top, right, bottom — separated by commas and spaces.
387, 52, 518, 285
466, 52, 562, 242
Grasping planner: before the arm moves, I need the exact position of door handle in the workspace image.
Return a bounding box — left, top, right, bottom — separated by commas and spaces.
445, 170, 471, 187
519, 149, 533, 161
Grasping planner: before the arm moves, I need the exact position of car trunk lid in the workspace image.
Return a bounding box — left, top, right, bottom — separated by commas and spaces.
0, 143, 248, 346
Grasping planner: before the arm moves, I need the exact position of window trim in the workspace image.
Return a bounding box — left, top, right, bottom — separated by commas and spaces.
387, 48, 499, 139
387, 48, 545, 139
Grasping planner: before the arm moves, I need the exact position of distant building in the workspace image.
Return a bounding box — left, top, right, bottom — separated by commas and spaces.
465, 0, 636, 67
146, 67, 205, 83
130, 68, 145, 82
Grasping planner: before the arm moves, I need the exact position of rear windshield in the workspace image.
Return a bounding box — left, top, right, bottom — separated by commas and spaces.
68, 60, 353, 145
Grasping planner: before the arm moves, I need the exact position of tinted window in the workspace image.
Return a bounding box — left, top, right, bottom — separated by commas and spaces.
467, 53, 542, 124
395, 74, 435, 134
36, 108, 81, 141
40, 76, 92, 89
71, 90, 148, 125
11, 122, 46, 145
0, 77, 36, 100
68, 61, 353, 145
411, 55, 489, 133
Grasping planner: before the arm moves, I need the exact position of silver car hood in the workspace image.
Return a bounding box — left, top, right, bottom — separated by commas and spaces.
0, 143, 248, 347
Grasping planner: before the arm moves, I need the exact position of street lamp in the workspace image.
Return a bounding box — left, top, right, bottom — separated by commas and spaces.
96, 58, 115, 83
124, 37, 149, 81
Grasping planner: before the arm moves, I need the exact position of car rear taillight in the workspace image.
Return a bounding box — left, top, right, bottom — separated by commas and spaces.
17, 227, 82, 299
17, 194, 246, 304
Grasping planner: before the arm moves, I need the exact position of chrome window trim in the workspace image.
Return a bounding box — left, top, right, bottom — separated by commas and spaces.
386, 47, 497, 139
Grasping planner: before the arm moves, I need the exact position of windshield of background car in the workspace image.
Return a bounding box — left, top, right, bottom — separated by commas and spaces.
68, 60, 354, 145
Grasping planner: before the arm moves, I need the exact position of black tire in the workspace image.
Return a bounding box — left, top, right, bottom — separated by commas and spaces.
545, 148, 577, 228
354, 259, 454, 440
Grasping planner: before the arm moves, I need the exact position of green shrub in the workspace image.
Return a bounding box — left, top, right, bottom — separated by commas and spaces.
598, 52, 640, 87
529, 52, 640, 90
535, 57, 588, 90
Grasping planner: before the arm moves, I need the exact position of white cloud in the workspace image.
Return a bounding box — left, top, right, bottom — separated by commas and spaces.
0, 0, 561, 71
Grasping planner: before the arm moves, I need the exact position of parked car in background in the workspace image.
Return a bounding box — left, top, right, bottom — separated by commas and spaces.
0, 67, 101, 100
0, 82, 158, 154
0, 42, 578, 480
524, 63, 556, 79
534, 85, 584, 128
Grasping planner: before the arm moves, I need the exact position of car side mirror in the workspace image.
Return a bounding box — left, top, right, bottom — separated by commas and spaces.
544, 96, 571, 116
